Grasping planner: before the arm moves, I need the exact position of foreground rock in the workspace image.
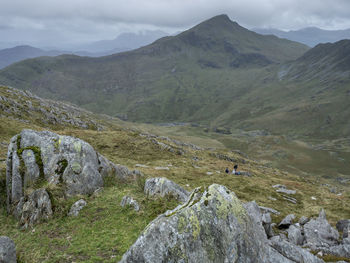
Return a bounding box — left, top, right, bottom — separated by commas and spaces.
144, 177, 189, 202
304, 209, 339, 248
6, 129, 134, 224
0, 236, 16, 263
120, 184, 321, 263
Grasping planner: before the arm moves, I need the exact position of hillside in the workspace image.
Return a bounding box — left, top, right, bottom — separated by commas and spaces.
0, 85, 349, 262
0, 15, 310, 131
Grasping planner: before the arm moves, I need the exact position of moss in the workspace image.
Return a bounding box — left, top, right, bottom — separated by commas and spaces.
53, 137, 60, 151
73, 141, 81, 153
189, 210, 200, 240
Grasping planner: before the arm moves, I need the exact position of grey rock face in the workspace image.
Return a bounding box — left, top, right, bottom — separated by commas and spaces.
287, 225, 304, 245
270, 236, 324, 263
320, 244, 350, 258
144, 177, 189, 202
262, 213, 274, 238
121, 184, 304, 263
304, 209, 339, 248
120, 196, 140, 211
278, 214, 295, 229
14, 188, 52, 229
68, 199, 87, 217
6, 130, 128, 214
0, 236, 17, 263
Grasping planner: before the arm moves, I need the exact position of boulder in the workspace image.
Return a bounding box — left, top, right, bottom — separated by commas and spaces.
262, 213, 274, 238
269, 236, 324, 263
320, 244, 350, 259
68, 199, 87, 217
6, 130, 130, 214
14, 188, 52, 228
144, 177, 189, 202
278, 214, 295, 229
0, 236, 16, 263
120, 196, 140, 211
120, 184, 304, 263
287, 225, 304, 245
304, 209, 339, 248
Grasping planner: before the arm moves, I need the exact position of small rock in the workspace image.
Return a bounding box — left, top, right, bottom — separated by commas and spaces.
311, 196, 317, 200
278, 214, 295, 229
268, 196, 277, 201
154, 167, 170, 170
299, 216, 309, 225
336, 219, 350, 233
68, 199, 87, 217
135, 164, 149, 168
0, 236, 17, 263
259, 206, 280, 215
120, 196, 140, 211
287, 225, 304, 245
206, 172, 213, 175
276, 189, 296, 195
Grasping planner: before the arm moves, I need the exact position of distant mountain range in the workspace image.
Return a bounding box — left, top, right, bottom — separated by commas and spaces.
253, 27, 350, 47
0, 14, 349, 139
0, 30, 169, 69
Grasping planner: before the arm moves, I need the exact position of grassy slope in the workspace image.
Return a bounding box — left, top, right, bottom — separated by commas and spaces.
0, 114, 349, 262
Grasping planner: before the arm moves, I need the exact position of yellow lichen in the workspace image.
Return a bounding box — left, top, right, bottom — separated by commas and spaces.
74, 141, 81, 153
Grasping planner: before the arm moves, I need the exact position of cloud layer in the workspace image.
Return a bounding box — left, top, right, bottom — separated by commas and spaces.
1, 0, 350, 48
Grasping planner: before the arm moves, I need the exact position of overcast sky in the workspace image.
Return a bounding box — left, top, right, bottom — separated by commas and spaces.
1, 0, 350, 48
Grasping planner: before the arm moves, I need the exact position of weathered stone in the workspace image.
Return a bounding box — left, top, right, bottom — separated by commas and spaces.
304, 209, 339, 248
278, 214, 295, 229
336, 219, 350, 233
120, 184, 297, 263
15, 188, 52, 229
68, 199, 87, 217
262, 213, 274, 238
120, 196, 140, 211
0, 236, 16, 263
276, 189, 296, 195
259, 206, 280, 215
144, 177, 189, 202
287, 225, 304, 245
299, 216, 309, 225
269, 236, 324, 263
320, 244, 350, 259
6, 130, 129, 215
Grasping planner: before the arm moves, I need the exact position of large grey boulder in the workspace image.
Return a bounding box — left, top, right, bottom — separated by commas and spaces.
6, 129, 131, 214
0, 236, 16, 263
336, 219, 350, 233
144, 177, 189, 202
304, 209, 339, 248
14, 188, 52, 228
269, 236, 324, 263
320, 244, 350, 259
120, 184, 305, 263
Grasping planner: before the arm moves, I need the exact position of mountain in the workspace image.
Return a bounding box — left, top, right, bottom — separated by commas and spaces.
4, 14, 341, 138
0, 45, 67, 69
78, 30, 168, 53
253, 27, 350, 47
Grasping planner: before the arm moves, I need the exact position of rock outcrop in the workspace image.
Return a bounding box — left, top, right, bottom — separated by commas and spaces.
6, 129, 133, 224
120, 184, 324, 263
304, 209, 339, 248
144, 177, 189, 202
0, 236, 17, 263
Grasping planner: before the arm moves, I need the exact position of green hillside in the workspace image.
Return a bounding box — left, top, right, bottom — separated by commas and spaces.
0, 16, 310, 129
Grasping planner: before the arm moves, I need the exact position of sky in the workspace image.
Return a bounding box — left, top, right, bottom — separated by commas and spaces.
1, 0, 350, 48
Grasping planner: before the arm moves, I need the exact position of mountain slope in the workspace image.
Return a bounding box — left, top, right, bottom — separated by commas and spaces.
0, 15, 309, 125
254, 27, 350, 47
0, 45, 66, 69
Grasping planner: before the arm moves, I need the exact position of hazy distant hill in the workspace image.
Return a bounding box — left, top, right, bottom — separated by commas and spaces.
253, 27, 350, 47
76, 30, 168, 53
0, 45, 67, 69
5, 15, 349, 139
